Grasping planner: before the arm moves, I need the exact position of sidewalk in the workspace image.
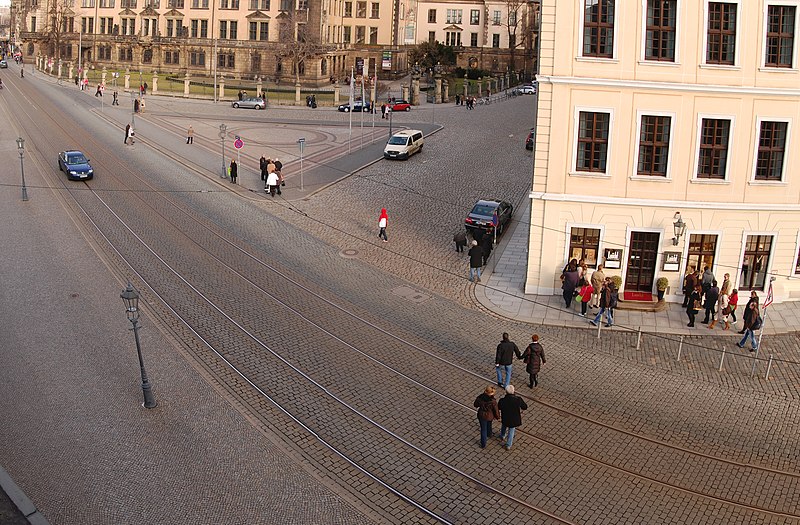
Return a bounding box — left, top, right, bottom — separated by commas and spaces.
475, 198, 800, 336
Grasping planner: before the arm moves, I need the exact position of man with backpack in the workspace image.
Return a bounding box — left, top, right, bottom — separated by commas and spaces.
589, 278, 617, 328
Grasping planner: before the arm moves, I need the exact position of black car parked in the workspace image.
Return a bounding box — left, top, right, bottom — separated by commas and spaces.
465, 199, 514, 237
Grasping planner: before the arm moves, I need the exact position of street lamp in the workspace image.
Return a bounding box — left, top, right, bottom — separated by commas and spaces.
672, 211, 686, 245
120, 282, 157, 409
218, 123, 228, 179
15, 137, 28, 201
297, 137, 305, 191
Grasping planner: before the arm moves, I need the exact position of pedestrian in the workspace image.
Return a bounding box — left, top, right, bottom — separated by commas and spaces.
378, 208, 388, 242
577, 258, 589, 282
521, 334, 546, 388
729, 289, 739, 325
590, 264, 605, 308
560, 259, 580, 308
139, 98, 145, 113
498, 385, 527, 450
495, 332, 521, 389
480, 233, 492, 266
260, 155, 268, 186
95, 83, 102, 97
468, 240, 483, 282
112, 90, 119, 105
241, 90, 246, 101
134, 98, 140, 113
701, 266, 715, 297
682, 266, 697, 307
143, 82, 148, 95
229, 159, 238, 183
274, 158, 283, 195
738, 292, 759, 334
590, 278, 617, 327
187, 125, 194, 144
124, 123, 131, 145
74, 75, 79, 86
473, 386, 500, 449
578, 278, 593, 317
720, 273, 732, 296
455, 94, 460, 105
266, 169, 279, 196
736, 301, 762, 352
702, 280, 719, 324
453, 230, 467, 253
686, 283, 702, 327
83, 78, 89, 91
714, 288, 731, 330
380, 103, 386, 118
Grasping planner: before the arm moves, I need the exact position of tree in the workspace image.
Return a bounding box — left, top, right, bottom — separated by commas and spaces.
502, 0, 535, 72
276, 7, 328, 84
44, 0, 75, 61
408, 41, 456, 69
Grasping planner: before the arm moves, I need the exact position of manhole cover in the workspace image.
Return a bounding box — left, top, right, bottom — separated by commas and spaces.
339, 248, 359, 259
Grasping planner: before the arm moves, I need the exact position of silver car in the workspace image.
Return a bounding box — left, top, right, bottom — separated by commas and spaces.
232, 96, 265, 110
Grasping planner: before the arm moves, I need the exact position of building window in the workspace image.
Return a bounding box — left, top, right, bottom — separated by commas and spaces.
706, 2, 736, 65
191, 19, 198, 37
687, 234, 718, 273
143, 49, 153, 63
122, 18, 134, 35
279, 0, 291, 9
248, 0, 268, 8
740, 235, 773, 290
229, 21, 238, 39
645, 0, 676, 61
343, 26, 352, 42
259, 21, 268, 40
492, 34, 500, 47
428, 31, 436, 42
344, 1, 352, 16
144, 0, 159, 7
30, 17, 36, 32
298, 0, 307, 8
190, 0, 209, 8
201, 19, 208, 37
100, 17, 113, 33
492, 10, 501, 25
251, 53, 261, 72
766, 5, 795, 68
446, 9, 462, 24
370, 2, 378, 18
569, 227, 601, 267
99, 0, 114, 7
470, 32, 478, 46
356, 25, 365, 43
249, 21, 257, 39
168, 0, 184, 7
218, 52, 235, 68
356, 1, 366, 17
98, 45, 112, 59
446, 31, 461, 46
697, 118, 730, 179
81, 0, 95, 7
583, 0, 614, 57
369, 26, 378, 44
637, 115, 671, 176
755, 121, 788, 181
120, 47, 133, 61
470, 9, 479, 25
190, 50, 205, 66
577, 111, 610, 173
428, 9, 436, 23
165, 50, 180, 63
121, 0, 137, 7
220, 20, 227, 38
508, 11, 516, 26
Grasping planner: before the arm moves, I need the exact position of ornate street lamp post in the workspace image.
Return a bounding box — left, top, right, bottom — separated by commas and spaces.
218, 123, 228, 179
15, 137, 29, 201
120, 282, 157, 409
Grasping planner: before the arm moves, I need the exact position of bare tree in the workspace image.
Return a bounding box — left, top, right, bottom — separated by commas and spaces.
44, 0, 75, 61
502, 0, 534, 72
276, 7, 328, 85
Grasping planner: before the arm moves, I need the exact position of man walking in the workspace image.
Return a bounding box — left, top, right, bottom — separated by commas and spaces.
590, 264, 605, 308
590, 279, 617, 327
468, 240, 483, 282
124, 123, 131, 145
495, 333, 521, 389
186, 125, 194, 144
702, 280, 719, 324
498, 385, 527, 450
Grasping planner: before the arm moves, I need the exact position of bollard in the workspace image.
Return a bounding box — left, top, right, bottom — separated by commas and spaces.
718, 347, 726, 372
765, 354, 774, 380
636, 327, 642, 350
597, 319, 602, 339
677, 335, 684, 361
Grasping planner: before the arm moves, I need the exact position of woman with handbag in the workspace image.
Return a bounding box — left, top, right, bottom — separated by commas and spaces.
686, 284, 702, 327
711, 290, 729, 330
473, 386, 500, 448
521, 334, 546, 388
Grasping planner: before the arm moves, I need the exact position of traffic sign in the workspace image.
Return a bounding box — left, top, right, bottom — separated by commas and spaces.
297, 137, 305, 154
234, 137, 244, 150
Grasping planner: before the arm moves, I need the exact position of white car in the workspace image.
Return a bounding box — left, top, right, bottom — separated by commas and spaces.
383, 130, 424, 160
517, 85, 537, 95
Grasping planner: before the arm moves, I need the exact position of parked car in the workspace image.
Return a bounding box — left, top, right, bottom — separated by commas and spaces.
390, 100, 412, 112
0, 60, 7, 69
232, 97, 265, 110
58, 150, 94, 180
517, 84, 536, 95
525, 128, 534, 150
338, 100, 371, 112
383, 129, 424, 160
465, 199, 514, 237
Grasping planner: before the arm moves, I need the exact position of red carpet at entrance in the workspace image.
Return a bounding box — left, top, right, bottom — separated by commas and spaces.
623, 291, 655, 302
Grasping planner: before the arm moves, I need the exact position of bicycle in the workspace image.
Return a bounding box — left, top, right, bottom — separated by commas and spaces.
478, 96, 491, 105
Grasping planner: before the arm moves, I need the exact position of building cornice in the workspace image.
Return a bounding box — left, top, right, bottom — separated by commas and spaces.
539, 74, 800, 97
530, 192, 800, 211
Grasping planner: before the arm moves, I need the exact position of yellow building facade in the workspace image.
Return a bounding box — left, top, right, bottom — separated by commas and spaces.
527, 0, 800, 303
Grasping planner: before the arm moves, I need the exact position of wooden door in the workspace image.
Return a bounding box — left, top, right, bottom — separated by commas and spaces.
625, 232, 660, 292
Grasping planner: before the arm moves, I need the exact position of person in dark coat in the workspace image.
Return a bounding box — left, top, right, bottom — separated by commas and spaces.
686, 284, 702, 327
498, 385, 527, 450
682, 266, 697, 307
738, 292, 759, 333
468, 240, 483, 282
481, 234, 493, 266
495, 332, 521, 388
473, 385, 501, 448
521, 334, 546, 388
453, 230, 467, 253
229, 159, 238, 184
124, 123, 131, 145
702, 280, 719, 324
561, 259, 580, 308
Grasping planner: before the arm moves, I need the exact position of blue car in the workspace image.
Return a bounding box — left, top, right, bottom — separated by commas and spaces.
58, 150, 94, 180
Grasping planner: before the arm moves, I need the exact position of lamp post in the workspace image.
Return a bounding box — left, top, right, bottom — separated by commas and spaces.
672, 211, 686, 245
15, 137, 28, 201
297, 137, 305, 191
120, 282, 157, 409
218, 123, 228, 179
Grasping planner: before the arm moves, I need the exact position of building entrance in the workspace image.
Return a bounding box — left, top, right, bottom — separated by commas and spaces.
625, 232, 660, 293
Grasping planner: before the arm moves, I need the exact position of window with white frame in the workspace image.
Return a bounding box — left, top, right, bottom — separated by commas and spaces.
446, 9, 462, 24
492, 34, 500, 47
569, 227, 601, 267
755, 120, 788, 181
697, 118, 730, 179
470, 9, 479, 25
576, 111, 610, 173
637, 115, 671, 176
470, 32, 478, 46
645, 0, 676, 61
583, 0, 614, 58
492, 10, 501, 25
446, 31, 461, 46
740, 235, 773, 290
765, 4, 796, 68
706, 2, 737, 65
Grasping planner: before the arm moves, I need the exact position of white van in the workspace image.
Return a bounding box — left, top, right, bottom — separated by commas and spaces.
383, 129, 425, 160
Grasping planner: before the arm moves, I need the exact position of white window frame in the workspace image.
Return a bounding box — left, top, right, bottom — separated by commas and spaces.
631, 110, 677, 181
791, 230, 800, 277
736, 231, 778, 292
700, 0, 742, 69
760, 1, 800, 71
639, 0, 682, 65
577, 0, 619, 61
750, 116, 792, 185
679, 229, 723, 278
564, 223, 606, 270
691, 113, 735, 184
570, 105, 615, 178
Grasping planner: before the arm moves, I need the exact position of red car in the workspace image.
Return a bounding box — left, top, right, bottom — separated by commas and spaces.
390, 100, 412, 112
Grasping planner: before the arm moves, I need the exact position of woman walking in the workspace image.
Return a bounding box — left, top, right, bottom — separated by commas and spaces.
378, 208, 388, 243
711, 289, 729, 330
473, 386, 501, 448
728, 289, 739, 326
561, 259, 579, 308
521, 334, 546, 388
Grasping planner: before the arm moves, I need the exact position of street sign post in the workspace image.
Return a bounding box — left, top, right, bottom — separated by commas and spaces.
234, 135, 243, 167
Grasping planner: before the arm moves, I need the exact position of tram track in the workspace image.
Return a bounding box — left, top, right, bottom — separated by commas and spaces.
7, 77, 800, 524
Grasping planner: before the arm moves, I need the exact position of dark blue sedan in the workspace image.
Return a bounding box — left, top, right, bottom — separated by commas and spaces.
58, 150, 94, 180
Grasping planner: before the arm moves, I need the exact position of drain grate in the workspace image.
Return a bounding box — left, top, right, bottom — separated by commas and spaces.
391, 286, 431, 304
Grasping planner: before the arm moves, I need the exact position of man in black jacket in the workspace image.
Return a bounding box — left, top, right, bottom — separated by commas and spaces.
498, 385, 528, 450
495, 333, 521, 389
702, 280, 719, 324
468, 241, 483, 282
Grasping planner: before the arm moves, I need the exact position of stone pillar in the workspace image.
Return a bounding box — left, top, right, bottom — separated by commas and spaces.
83, 68, 88, 82
370, 79, 376, 107
152, 73, 158, 94
442, 79, 449, 103
183, 73, 190, 96
463, 75, 468, 99
124, 68, 130, 90
57, 60, 63, 78
334, 84, 340, 104
401, 85, 409, 102
48, 57, 53, 74
295, 82, 301, 105
477, 77, 483, 98
500, 75, 505, 92
101, 66, 107, 84
434, 74, 442, 104
68, 64, 74, 80
412, 78, 420, 105
219, 75, 225, 100
256, 76, 263, 98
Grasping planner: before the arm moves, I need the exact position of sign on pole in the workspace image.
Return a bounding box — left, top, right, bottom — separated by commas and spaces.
234, 136, 244, 149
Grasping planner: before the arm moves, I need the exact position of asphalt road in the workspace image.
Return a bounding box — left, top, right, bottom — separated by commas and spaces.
1, 66, 799, 524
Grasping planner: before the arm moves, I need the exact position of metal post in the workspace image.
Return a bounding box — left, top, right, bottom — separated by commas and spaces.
18, 146, 28, 201
297, 137, 305, 191
219, 123, 227, 179
636, 327, 642, 350
389, 108, 393, 136
750, 277, 774, 378
131, 318, 157, 408
597, 318, 602, 339
677, 335, 684, 361
718, 347, 726, 372
765, 355, 774, 380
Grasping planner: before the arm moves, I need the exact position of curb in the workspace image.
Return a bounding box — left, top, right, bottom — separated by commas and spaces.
0, 466, 51, 525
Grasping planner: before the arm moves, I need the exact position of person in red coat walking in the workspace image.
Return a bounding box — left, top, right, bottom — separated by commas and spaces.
521, 334, 546, 388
